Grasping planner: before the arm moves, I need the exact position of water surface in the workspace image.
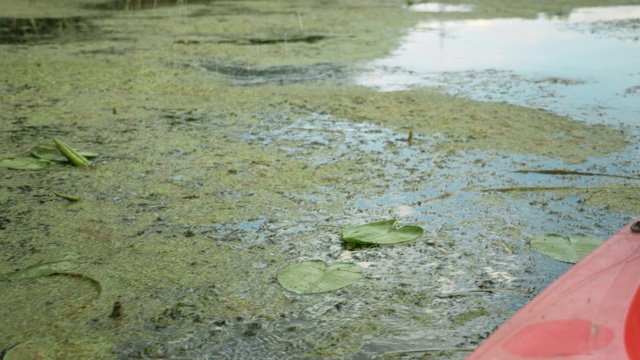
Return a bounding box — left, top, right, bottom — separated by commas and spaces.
359, 6, 640, 126
1, 1, 639, 359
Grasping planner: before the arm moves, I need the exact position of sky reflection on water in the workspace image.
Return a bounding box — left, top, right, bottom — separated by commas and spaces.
358, 6, 640, 126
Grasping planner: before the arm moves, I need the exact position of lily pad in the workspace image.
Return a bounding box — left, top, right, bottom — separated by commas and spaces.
1, 252, 80, 281
342, 219, 423, 245
31, 144, 99, 162
277, 260, 363, 294
31, 145, 67, 162
0, 157, 52, 170
531, 233, 603, 264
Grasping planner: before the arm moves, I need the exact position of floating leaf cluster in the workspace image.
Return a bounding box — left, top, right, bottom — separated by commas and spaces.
0, 138, 98, 170
277, 219, 423, 294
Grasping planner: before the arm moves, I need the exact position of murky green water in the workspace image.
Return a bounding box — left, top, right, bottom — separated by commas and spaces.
0, 0, 639, 359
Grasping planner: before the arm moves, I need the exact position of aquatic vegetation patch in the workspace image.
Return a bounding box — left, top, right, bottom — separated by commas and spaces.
0, 16, 96, 44
0, 140, 98, 170
0, 0, 637, 358
281, 85, 629, 163
277, 220, 422, 294
31, 144, 99, 162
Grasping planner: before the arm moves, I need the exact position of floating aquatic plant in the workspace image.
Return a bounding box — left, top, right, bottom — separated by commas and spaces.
342, 219, 423, 245
277, 260, 362, 295
531, 233, 602, 264
53, 138, 91, 167
0, 139, 99, 170
31, 144, 99, 162
0, 157, 52, 170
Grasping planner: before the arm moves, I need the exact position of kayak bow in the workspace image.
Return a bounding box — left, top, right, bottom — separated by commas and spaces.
469, 218, 640, 359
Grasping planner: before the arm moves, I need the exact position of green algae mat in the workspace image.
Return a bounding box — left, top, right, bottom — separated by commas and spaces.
1, 0, 639, 359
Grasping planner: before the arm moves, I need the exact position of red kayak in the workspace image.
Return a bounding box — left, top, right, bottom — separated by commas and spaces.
468, 218, 640, 359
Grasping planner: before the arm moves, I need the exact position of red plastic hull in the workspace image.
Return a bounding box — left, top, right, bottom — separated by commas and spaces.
468, 218, 640, 359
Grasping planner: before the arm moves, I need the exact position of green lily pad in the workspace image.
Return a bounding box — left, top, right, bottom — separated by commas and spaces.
531, 233, 603, 264
277, 260, 363, 294
31, 144, 99, 162
0, 157, 52, 170
342, 219, 423, 245
1, 252, 80, 281
31, 145, 67, 162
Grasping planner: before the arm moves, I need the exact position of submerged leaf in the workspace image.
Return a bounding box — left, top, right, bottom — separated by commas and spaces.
0, 157, 52, 170
3, 334, 112, 360
0, 252, 80, 281
531, 233, 603, 264
277, 260, 362, 294
342, 219, 423, 245
53, 192, 82, 202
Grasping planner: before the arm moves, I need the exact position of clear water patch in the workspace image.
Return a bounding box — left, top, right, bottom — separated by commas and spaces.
357, 6, 640, 126
408, 2, 473, 13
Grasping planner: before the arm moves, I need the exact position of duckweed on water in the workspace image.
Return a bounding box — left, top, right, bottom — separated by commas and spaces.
1, 0, 639, 358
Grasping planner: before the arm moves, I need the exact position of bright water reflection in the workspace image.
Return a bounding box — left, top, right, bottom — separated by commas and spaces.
358, 6, 640, 126
408, 2, 474, 13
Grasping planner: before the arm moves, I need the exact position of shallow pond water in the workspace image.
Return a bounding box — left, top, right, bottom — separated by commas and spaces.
408, 2, 474, 13
358, 5, 640, 126
1, 1, 639, 359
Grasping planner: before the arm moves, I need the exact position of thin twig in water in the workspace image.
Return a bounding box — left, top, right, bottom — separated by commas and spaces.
296, 11, 304, 33
436, 289, 494, 298
53, 192, 82, 202
377, 347, 476, 357
423, 192, 452, 202
482, 186, 582, 192
499, 241, 513, 254
514, 169, 640, 180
